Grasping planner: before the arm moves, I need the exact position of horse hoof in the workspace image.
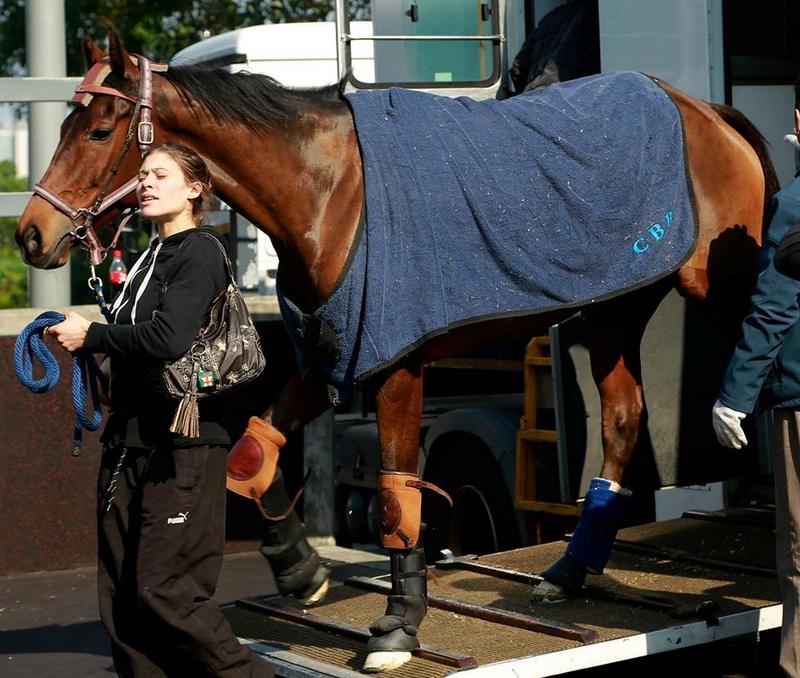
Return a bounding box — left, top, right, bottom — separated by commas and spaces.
300, 571, 330, 607
530, 579, 569, 603
362, 651, 413, 673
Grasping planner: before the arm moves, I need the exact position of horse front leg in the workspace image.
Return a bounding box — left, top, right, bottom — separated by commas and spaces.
533, 284, 668, 602
229, 371, 333, 605
363, 361, 427, 673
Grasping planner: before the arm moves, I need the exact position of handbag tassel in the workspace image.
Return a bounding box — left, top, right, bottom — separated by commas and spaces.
170, 391, 200, 438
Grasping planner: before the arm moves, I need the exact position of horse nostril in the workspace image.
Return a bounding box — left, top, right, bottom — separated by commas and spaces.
21, 224, 42, 255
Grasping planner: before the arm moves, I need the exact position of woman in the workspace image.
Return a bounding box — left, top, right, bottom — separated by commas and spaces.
48, 143, 274, 677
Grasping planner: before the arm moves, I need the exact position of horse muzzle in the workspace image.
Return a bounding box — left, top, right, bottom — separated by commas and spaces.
16, 222, 71, 269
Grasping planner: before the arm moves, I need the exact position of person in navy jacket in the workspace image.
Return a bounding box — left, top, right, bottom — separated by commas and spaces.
713, 80, 800, 677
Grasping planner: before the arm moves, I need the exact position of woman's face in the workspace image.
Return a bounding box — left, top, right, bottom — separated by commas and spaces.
136, 151, 200, 224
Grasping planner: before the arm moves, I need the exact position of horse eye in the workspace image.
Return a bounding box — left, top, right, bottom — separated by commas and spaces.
88, 128, 112, 141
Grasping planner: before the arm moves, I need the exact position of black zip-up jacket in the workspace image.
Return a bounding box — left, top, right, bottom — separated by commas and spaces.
84, 227, 247, 448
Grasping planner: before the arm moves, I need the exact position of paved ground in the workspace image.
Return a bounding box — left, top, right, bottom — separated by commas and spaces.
0, 548, 280, 677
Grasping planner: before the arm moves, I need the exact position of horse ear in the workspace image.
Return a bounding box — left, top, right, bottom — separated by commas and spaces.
107, 29, 134, 79
81, 36, 106, 68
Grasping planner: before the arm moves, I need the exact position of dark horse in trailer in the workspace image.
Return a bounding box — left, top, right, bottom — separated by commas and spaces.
17, 33, 777, 673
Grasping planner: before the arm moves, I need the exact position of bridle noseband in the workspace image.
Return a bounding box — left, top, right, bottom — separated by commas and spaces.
32, 55, 167, 267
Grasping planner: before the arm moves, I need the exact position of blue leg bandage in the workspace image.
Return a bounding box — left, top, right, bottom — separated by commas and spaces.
567, 477, 631, 574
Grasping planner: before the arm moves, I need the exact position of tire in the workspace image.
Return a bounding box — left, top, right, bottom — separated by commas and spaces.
422, 434, 520, 563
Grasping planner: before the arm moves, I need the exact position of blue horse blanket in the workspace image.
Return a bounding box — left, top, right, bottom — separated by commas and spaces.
279, 71, 697, 387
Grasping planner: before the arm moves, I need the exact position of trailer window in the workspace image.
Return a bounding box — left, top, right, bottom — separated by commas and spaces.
727, 1, 800, 84
343, 0, 501, 88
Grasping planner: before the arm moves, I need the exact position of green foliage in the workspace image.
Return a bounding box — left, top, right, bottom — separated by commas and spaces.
0, 160, 27, 308
0, 161, 25, 238
0, 255, 26, 307
0, 159, 25, 193
0, 0, 359, 75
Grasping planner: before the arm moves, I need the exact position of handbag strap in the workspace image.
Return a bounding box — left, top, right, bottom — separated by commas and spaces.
194, 230, 237, 288
161, 229, 237, 299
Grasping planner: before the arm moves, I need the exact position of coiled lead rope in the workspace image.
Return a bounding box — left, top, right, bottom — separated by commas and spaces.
14, 311, 103, 456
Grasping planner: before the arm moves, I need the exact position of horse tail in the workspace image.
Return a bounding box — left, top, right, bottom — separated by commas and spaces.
711, 103, 780, 200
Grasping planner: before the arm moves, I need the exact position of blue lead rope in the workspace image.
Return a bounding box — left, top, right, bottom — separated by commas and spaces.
14, 311, 103, 456
90, 279, 114, 323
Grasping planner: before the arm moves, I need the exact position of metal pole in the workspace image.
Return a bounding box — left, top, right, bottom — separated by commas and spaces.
26, 0, 70, 308
334, 0, 348, 82
303, 409, 336, 543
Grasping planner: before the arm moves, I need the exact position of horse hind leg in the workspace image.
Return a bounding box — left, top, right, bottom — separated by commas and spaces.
533, 281, 669, 602
231, 374, 333, 605
259, 468, 330, 605
363, 361, 428, 674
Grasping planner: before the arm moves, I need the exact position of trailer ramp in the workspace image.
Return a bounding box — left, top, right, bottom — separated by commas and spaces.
225, 509, 780, 676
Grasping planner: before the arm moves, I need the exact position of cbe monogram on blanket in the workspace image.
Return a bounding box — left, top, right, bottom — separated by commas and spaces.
278, 71, 698, 387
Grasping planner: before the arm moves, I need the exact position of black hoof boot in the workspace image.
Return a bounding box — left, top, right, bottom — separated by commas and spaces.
259, 469, 330, 606
543, 553, 587, 591
530, 553, 587, 604
363, 543, 427, 672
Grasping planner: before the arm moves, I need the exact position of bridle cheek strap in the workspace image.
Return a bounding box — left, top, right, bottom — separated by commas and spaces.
137, 57, 155, 151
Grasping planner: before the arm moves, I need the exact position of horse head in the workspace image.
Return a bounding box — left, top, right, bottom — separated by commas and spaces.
16, 31, 157, 269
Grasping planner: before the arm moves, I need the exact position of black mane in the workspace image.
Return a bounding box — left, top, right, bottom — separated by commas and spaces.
112, 65, 346, 134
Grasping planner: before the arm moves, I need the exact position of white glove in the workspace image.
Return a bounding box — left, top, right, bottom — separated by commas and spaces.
711, 399, 748, 449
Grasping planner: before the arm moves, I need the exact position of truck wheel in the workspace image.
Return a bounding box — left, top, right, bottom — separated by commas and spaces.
422, 435, 519, 563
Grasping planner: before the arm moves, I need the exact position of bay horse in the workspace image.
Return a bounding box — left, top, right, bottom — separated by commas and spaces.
17, 32, 777, 673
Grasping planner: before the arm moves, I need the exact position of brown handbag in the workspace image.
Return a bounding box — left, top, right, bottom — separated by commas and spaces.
163, 231, 266, 437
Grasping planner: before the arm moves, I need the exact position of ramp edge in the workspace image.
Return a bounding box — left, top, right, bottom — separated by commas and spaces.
454, 604, 782, 677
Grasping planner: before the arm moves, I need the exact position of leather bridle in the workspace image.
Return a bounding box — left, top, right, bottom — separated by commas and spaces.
32, 55, 167, 266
